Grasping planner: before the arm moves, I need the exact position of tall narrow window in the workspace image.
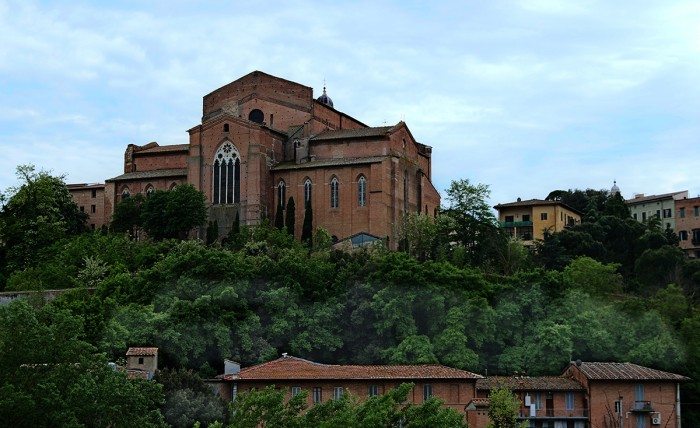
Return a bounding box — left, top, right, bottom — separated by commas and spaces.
635, 384, 644, 401
358, 175, 366, 207
145, 185, 154, 196
91, 189, 97, 198
565, 392, 574, 410
223, 123, 229, 132
415, 170, 422, 213
277, 180, 286, 208
121, 187, 130, 200
423, 384, 432, 401
333, 387, 343, 400
291, 386, 301, 396
312, 387, 322, 404
403, 170, 409, 212
330, 177, 339, 208
304, 179, 312, 203
212, 141, 240, 204
368, 385, 379, 397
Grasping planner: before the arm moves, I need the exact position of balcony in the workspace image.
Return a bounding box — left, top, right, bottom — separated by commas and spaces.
517, 407, 588, 419
631, 401, 654, 412
500, 221, 533, 228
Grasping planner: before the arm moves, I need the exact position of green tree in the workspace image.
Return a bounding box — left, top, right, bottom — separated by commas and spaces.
141, 184, 207, 240
111, 194, 144, 238
442, 179, 504, 266
563, 256, 623, 295
0, 165, 87, 273
487, 387, 527, 428
0, 300, 165, 427
274, 203, 284, 230
301, 200, 313, 246
155, 368, 226, 428
285, 197, 296, 236
206, 220, 219, 245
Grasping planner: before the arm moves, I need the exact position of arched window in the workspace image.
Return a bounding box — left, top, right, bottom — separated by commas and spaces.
213, 141, 241, 204
415, 170, 423, 213
248, 109, 264, 124
277, 180, 286, 208
330, 176, 339, 208
145, 184, 154, 197
357, 175, 367, 207
304, 178, 312, 204
121, 187, 131, 200
403, 170, 409, 212
169, 182, 178, 190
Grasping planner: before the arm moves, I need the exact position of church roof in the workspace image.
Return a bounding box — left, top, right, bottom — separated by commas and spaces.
271, 156, 386, 171
106, 168, 188, 182
311, 125, 397, 141
136, 144, 189, 154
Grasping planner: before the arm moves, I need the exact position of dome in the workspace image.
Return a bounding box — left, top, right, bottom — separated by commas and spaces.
610, 180, 620, 196
317, 86, 334, 108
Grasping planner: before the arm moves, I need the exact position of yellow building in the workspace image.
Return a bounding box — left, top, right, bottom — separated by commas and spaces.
494, 199, 582, 244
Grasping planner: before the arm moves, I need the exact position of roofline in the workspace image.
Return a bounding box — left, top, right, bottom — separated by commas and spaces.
494, 200, 584, 216
203, 70, 313, 100
312, 99, 368, 128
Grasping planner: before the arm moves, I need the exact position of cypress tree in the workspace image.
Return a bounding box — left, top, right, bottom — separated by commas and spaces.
285, 197, 295, 236
232, 211, 240, 235
301, 200, 313, 246
206, 220, 218, 245
274, 203, 284, 230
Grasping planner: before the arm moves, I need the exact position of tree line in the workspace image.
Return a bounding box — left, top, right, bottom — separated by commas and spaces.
0, 165, 698, 426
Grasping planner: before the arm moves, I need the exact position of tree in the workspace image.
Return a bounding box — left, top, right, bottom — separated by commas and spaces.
563, 256, 622, 295
396, 213, 437, 261
154, 368, 226, 428
0, 165, 87, 273
487, 387, 527, 428
442, 179, 503, 266
301, 200, 313, 246
285, 197, 296, 236
274, 203, 284, 230
206, 220, 219, 245
111, 194, 144, 238
141, 184, 207, 240
0, 300, 165, 427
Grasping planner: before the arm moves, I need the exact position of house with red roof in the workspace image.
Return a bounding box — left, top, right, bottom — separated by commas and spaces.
212, 353, 482, 415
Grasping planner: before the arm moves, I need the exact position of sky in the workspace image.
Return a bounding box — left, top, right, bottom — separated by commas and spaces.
1, 0, 698, 206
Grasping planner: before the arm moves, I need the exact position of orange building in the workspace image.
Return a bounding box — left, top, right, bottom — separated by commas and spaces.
68, 71, 440, 247
674, 196, 700, 258
494, 199, 582, 245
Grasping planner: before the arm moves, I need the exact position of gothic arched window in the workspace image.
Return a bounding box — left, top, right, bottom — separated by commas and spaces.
304, 179, 312, 204
121, 187, 131, 200
403, 170, 409, 212
145, 184, 154, 197
415, 170, 423, 213
213, 141, 241, 205
357, 175, 367, 207
330, 176, 339, 208
277, 180, 286, 208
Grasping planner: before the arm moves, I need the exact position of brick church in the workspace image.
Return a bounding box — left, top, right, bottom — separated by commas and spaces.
68, 71, 440, 247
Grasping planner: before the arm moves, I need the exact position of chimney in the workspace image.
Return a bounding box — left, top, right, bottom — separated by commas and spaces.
224, 359, 240, 375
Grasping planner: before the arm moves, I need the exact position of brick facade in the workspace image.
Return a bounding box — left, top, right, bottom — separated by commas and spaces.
674, 196, 700, 258
68, 71, 439, 247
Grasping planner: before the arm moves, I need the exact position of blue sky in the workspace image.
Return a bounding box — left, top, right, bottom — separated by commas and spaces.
1, 0, 698, 206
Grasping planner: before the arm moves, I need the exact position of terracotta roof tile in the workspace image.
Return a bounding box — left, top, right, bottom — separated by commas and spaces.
271, 156, 386, 171
477, 376, 585, 391
106, 168, 187, 182
136, 144, 189, 154
126, 347, 158, 356
311, 125, 397, 141
625, 191, 687, 205
226, 355, 482, 381
573, 362, 689, 381
465, 397, 490, 409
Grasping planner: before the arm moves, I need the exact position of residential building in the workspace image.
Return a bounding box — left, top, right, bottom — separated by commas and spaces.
626, 191, 688, 231
674, 196, 700, 258
564, 361, 688, 428
125, 347, 158, 380
471, 376, 588, 428
68, 71, 440, 248
493, 199, 582, 244
211, 354, 481, 414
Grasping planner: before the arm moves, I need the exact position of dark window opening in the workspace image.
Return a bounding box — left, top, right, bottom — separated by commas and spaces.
505, 215, 514, 222
91, 189, 97, 198
248, 109, 264, 124
138, 357, 144, 364
223, 123, 229, 132
540, 212, 548, 220
80, 206, 84, 212
522, 214, 531, 222
91, 205, 96, 213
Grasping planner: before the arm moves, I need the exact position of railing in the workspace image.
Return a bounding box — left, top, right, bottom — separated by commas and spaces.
500, 221, 533, 227
517, 407, 588, 418
631, 401, 654, 412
